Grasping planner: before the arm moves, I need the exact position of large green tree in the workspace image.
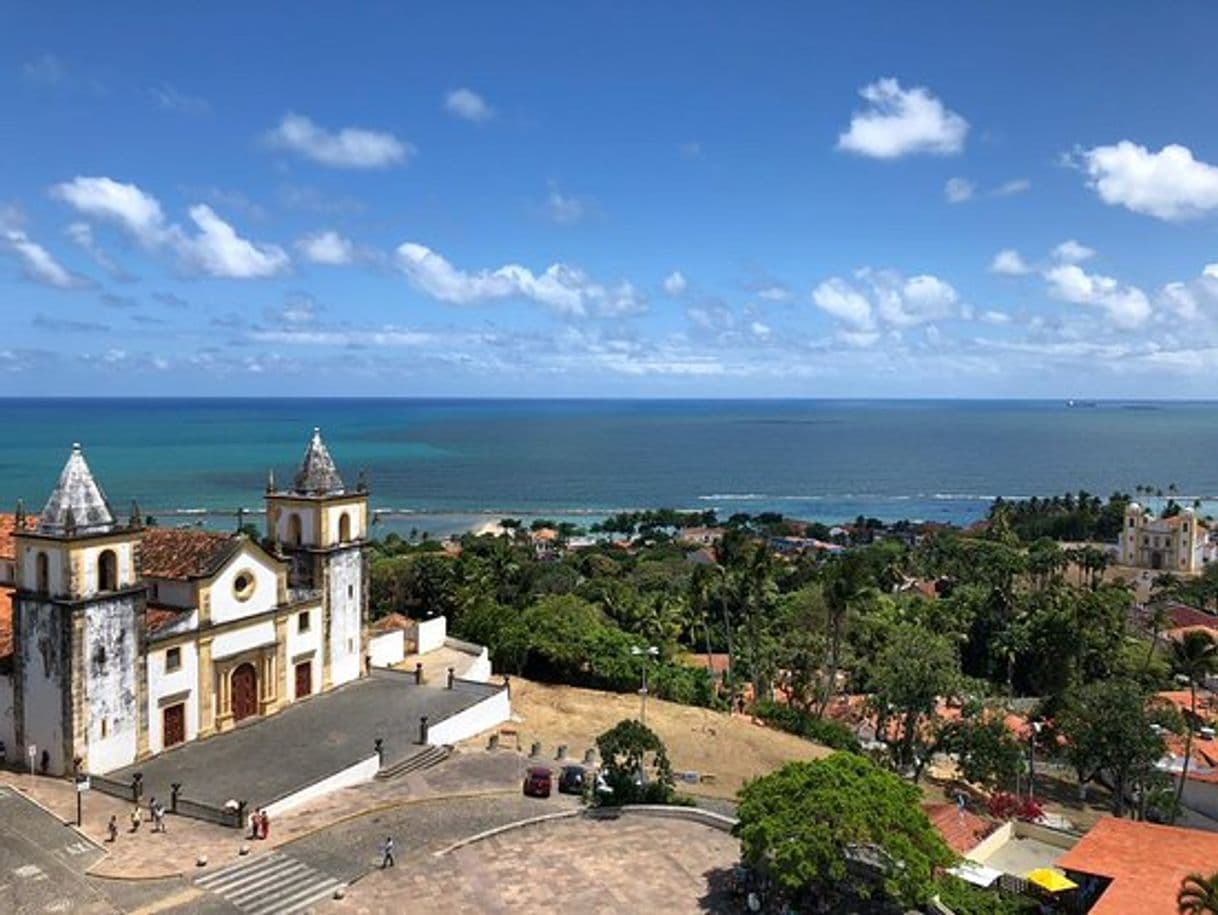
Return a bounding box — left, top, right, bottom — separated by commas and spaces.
734, 755, 953, 910
1179, 872, 1218, 915
1170, 630, 1218, 823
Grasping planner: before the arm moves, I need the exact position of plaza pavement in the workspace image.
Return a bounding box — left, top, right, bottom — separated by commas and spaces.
104, 672, 479, 813
316, 814, 740, 914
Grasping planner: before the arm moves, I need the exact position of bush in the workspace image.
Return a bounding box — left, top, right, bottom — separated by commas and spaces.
752, 700, 863, 753
594, 719, 677, 807
935, 877, 1039, 915
986, 791, 1043, 822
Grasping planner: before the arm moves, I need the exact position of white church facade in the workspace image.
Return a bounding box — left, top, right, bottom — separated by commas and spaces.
0, 429, 369, 776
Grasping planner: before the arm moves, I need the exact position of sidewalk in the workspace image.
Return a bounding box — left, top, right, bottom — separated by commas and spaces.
0, 747, 533, 881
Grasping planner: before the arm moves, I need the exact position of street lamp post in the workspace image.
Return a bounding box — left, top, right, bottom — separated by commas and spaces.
631, 645, 659, 725
1027, 721, 1043, 800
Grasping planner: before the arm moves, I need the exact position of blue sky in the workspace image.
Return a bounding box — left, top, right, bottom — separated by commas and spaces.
3, 1, 1218, 397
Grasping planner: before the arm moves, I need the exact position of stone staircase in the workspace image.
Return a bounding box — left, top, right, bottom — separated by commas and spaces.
375, 744, 452, 780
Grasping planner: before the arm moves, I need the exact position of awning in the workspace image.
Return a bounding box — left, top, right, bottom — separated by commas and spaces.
1025, 868, 1079, 893
948, 862, 1003, 888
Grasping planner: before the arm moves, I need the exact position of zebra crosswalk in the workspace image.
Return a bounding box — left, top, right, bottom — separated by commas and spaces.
194, 851, 342, 915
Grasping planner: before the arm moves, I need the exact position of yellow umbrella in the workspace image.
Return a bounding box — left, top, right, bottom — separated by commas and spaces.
1025, 868, 1079, 893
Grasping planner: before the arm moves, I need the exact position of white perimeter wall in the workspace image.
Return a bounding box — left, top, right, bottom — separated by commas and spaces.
262, 754, 379, 821
416, 616, 446, 655
368, 630, 404, 668
427, 688, 510, 746
145, 641, 199, 755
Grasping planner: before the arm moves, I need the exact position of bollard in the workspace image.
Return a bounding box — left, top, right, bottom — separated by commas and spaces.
374, 738, 384, 767
503, 675, 511, 698
556, 744, 568, 760
530, 740, 542, 758
132, 772, 143, 803
170, 782, 181, 814
414, 662, 424, 685
488, 734, 500, 751
418, 715, 429, 745
447, 666, 455, 689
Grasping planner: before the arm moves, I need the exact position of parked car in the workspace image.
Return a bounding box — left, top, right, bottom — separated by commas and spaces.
557, 764, 588, 795
522, 766, 553, 798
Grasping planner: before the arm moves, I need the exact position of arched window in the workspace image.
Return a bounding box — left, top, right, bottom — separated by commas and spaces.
338, 513, 351, 544
35, 552, 49, 595
98, 550, 118, 592
287, 513, 302, 546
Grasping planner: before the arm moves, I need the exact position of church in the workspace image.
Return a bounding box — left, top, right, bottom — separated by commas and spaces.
0, 429, 368, 777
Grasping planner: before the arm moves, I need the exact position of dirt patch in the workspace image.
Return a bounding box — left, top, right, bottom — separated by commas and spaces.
463, 678, 830, 800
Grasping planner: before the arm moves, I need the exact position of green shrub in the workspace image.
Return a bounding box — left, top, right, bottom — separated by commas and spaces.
752, 699, 862, 753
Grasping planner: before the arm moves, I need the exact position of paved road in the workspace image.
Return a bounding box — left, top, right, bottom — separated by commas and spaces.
194, 851, 341, 915
0, 785, 115, 914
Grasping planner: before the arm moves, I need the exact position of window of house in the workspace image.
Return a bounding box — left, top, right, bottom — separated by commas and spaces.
348, 584, 354, 599
98, 549, 117, 591
166, 646, 181, 672
100, 718, 108, 738
233, 570, 256, 602
298, 611, 311, 633
35, 551, 49, 595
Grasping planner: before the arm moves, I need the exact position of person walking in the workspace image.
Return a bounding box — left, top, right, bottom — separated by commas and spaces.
380, 835, 395, 869
106, 815, 118, 843
129, 805, 141, 833
153, 800, 167, 833
260, 810, 271, 840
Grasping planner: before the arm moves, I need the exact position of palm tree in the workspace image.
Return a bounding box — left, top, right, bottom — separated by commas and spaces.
1170, 630, 1218, 823
1178, 872, 1218, 915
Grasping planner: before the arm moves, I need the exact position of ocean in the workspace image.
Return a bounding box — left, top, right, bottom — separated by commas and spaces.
1, 398, 1216, 537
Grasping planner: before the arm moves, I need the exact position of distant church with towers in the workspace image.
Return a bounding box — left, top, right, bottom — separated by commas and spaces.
0, 429, 369, 776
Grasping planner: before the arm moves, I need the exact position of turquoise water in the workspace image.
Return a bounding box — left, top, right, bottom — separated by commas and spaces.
0, 399, 1215, 536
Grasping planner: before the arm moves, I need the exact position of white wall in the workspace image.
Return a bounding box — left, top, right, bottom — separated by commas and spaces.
284, 601, 323, 700
82, 598, 139, 774
416, 616, 447, 655
209, 548, 280, 625
78, 542, 136, 597
19, 545, 66, 597
272, 506, 315, 547
368, 630, 404, 668
444, 637, 490, 682
427, 688, 510, 746
262, 754, 379, 820
19, 599, 65, 774
211, 620, 276, 661
323, 501, 366, 548
145, 640, 199, 754
327, 548, 362, 686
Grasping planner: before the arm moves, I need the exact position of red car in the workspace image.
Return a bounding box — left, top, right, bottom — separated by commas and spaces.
523, 766, 553, 798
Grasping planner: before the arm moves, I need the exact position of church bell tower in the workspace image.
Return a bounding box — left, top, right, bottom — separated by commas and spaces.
264, 429, 368, 689
12, 444, 145, 775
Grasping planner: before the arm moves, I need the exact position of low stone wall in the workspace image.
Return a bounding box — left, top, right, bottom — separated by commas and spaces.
444, 637, 491, 682
262, 753, 380, 822
416, 617, 447, 655
368, 629, 405, 667
427, 685, 510, 747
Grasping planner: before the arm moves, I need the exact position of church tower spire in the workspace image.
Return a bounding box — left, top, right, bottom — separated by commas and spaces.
40, 443, 114, 536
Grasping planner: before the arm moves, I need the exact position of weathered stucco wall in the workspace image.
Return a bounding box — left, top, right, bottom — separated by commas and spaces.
83, 597, 139, 774
19, 599, 67, 773
327, 548, 362, 686
209, 549, 279, 625
0, 671, 14, 755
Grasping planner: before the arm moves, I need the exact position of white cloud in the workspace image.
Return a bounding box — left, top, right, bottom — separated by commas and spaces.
663, 271, 688, 296
297, 230, 354, 265
813, 269, 959, 330
2, 226, 82, 288
1077, 141, 1218, 221
1045, 263, 1151, 328
179, 205, 288, 278
265, 113, 413, 169
52, 176, 288, 278
546, 188, 585, 225
150, 83, 210, 115
395, 242, 646, 318
65, 222, 130, 280
945, 177, 975, 203
979, 310, 1012, 325
837, 78, 968, 159
750, 321, 772, 340
990, 249, 1032, 276
756, 285, 792, 302
812, 278, 874, 330
1160, 282, 1200, 321
53, 176, 168, 243
444, 88, 493, 123
22, 53, 65, 86
1052, 239, 1095, 264
993, 178, 1031, 197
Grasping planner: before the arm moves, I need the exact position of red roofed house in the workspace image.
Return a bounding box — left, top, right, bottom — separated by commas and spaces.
0, 429, 369, 776
1056, 817, 1218, 915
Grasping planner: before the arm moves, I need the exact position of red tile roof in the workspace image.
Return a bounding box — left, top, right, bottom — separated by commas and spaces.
145, 603, 192, 634
923, 803, 996, 855
1056, 817, 1218, 915
0, 586, 13, 662
0, 513, 37, 561
140, 527, 240, 581
1159, 602, 1218, 630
